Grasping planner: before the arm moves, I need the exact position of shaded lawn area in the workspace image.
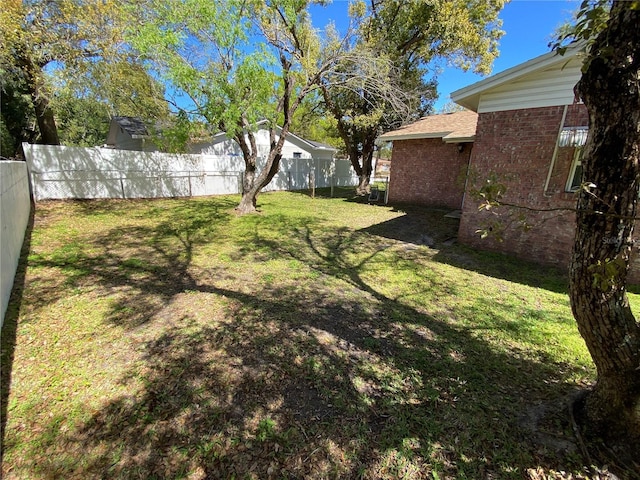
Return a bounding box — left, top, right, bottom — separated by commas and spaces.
1, 190, 630, 479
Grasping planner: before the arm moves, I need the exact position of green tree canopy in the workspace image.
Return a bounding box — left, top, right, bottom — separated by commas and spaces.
129, 0, 353, 213
0, 0, 169, 149
0, 0, 129, 144
320, 0, 505, 194
49, 60, 171, 147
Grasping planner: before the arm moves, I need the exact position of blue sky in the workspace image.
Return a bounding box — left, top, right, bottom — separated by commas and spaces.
309, 0, 581, 111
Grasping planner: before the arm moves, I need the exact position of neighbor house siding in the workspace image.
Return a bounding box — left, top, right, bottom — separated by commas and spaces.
388, 138, 471, 209
458, 104, 588, 271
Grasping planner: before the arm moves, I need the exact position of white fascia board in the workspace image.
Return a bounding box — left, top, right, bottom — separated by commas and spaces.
212, 122, 337, 154
211, 131, 230, 143
451, 43, 585, 112
255, 123, 338, 154
312, 145, 338, 152
476, 94, 579, 113
378, 131, 453, 142
443, 135, 475, 143
284, 130, 326, 152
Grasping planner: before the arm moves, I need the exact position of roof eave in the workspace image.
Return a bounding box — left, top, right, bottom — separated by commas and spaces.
443, 135, 475, 144
312, 146, 338, 153
210, 125, 338, 154
378, 131, 454, 142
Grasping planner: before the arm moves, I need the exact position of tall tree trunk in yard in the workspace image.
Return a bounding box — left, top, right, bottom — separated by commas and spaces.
347, 147, 366, 196
237, 157, 258, 213
21, 55, 60, 145
356, 171, 371, 196
351, 143, 374, 196
569, 1, 640, 452
355, 134, 376, 195
322, 85, 378, 196
31, 85, 60, 146
234, 121, 289, 214
236, 149, 284, 214
234, 126, 261, 214
235, 54, 297, 215
233, 118, 286, 215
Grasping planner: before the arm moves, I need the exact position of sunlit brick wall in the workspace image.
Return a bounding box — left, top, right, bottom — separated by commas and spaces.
387, 138, 471, 210
455, 103, 640, 284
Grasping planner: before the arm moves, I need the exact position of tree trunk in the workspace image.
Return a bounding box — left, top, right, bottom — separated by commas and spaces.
356, 173, 371, 196
32, 89, 59, 145
236, 153, 284, 214
234, 127, 286, 215
237, 160, 258, 214
353, 147, 369, 195
569, 1, 640, 449
354, 153, 372, 196
21, 55, 60, 145
234, 52, 296, 215
351, 133, 376, 196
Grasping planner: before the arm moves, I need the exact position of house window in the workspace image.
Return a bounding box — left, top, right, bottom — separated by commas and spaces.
566, 147, 584, 192
293, 152, 302, 159
559, 127, 588, 147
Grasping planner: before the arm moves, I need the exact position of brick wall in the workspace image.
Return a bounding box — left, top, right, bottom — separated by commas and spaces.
388, 138, 471, 210
458, 103, 640, 283
459, 104, 585, 270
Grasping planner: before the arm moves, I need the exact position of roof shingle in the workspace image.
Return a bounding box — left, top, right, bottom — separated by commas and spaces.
379, 110, 478, 143
113, 116, 149, 138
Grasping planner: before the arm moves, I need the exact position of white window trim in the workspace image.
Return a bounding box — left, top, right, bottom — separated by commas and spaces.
566, 147, 583, 192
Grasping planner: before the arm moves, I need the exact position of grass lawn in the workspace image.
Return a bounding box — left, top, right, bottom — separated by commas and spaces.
2, 189, 632, 479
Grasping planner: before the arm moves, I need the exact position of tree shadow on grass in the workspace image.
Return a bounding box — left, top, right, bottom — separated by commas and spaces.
359, 205, 569, 294
5, 201, 595, 479
35, 288, 584, 478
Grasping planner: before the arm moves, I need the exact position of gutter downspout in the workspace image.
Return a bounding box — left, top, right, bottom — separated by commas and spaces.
460, 143, 473, 212
543, 104, 568, 196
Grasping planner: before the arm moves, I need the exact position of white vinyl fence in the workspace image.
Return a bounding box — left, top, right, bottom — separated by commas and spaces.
1, 160, 31, 327
23, 144, 358, 201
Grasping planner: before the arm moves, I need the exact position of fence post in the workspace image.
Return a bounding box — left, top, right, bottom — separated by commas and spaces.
384, 176, 389, 204
120, 176, 125, 199
309, 171, 315, 198
31, 172, 38, 202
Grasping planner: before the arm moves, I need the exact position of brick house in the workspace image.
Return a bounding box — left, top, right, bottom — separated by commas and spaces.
450, 45, 591, 274
383, 45, 640, 280
379, 110, 478, 210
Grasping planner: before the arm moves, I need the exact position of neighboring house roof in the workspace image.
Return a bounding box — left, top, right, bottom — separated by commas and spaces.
210, 121, 338, 154
451, 43, 585, 113
305, 138, 338, 153
105, 116, 151, 149
111, 116, 149, 138
378, 110, 478, 143
278, 128, 338, 154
